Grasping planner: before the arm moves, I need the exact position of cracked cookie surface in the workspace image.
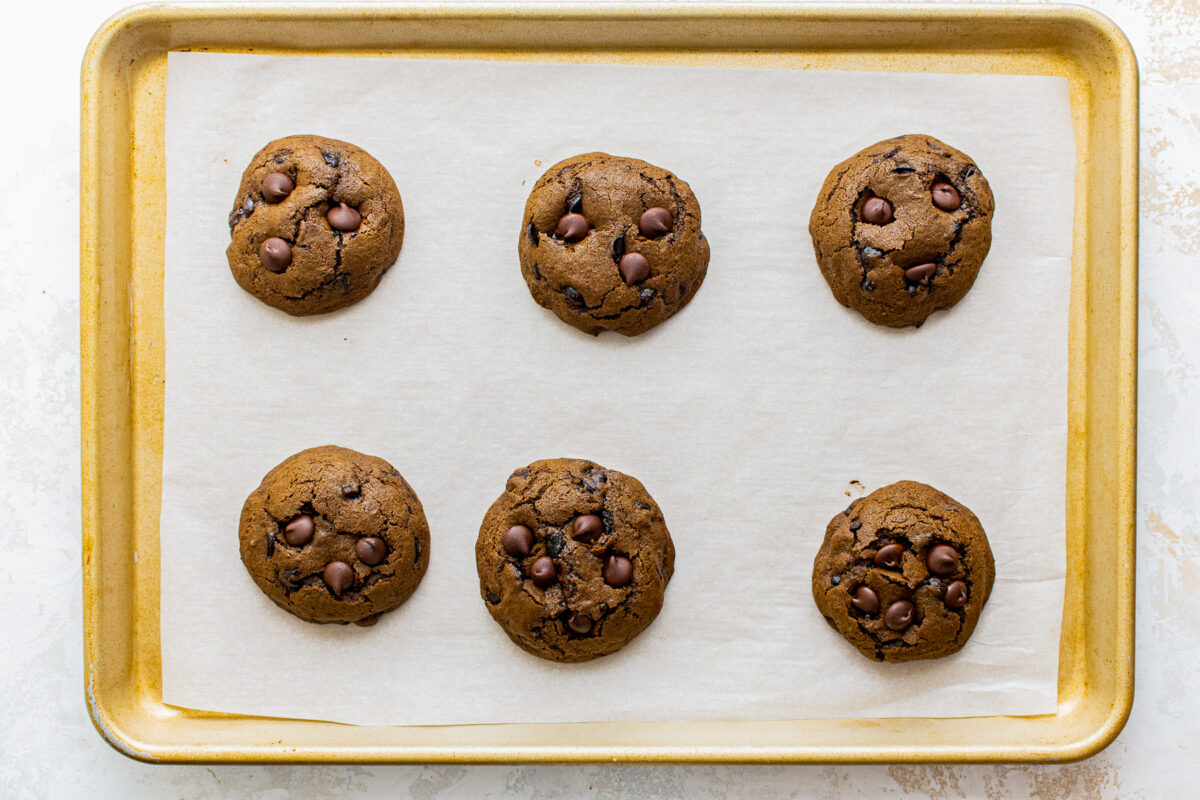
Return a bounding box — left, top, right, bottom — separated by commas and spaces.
476, 458, 675, 662
811, 480, 994, 662
226, 135, 404, 316
808, 134, 994, 328
239, 445, 429, 625
518, 153, 710, 336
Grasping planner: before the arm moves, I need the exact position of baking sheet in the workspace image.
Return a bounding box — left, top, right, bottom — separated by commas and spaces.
161, 52, 1073, 726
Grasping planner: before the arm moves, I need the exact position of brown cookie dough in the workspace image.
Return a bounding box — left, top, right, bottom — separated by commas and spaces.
518, 153, 710, 336
227, 135, 404, 316
476, 458, 675, 662
809, 134, 994, 328
811, 481, 995, 662
239, 445, 429, 625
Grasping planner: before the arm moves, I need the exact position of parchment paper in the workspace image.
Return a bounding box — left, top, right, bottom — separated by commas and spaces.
161, 53, 1073, 725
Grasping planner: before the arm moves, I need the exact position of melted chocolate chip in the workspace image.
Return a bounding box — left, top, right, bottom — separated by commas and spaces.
323, 561, 354, 596
259, 238, 292, 272
567, 612, 593, 634
861, 196, 894, 225
502, 525, 533, 557
283, 515, 314, 547
904, 263, 938, 285
530, 556, 557, 587
355, 537, 387, 566
545, 533, 564, 558
573, 514, 603, 542
874, 543, 905, 569
639, 207, 672, 237
555, 213, 590, 242
611, 233, 626, 263
527, 221, 539, 246
849, 520, 862, 532
926, 544, 960, 576
944, 580, 969, 609
603, 555, 633, 587
851, 585, 880, 614
884, 600, 915, 631
562, 286, 585, 308
261, 172, 293, 203
321, 151, 341, 167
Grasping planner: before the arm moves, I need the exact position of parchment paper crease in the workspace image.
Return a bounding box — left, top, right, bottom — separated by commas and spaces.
161, 53, 1073, 725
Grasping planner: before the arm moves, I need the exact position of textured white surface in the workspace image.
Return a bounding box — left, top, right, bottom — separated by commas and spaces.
160, 53, 1070, 725
0, 0, 1196, 796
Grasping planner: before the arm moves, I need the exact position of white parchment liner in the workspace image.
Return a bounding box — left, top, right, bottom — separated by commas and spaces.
161, 53, 1073, 725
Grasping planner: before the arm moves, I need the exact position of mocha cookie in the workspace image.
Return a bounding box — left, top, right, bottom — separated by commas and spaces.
809, 135, 994, 328
811, 481, 994, 662
239, 445, 429, 625
476, 458, 675, 662
518, 153, 710, 336
226, 135, 404, 316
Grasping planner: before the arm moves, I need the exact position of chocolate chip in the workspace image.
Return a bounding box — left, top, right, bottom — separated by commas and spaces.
618, 253, 650, 285
831, 575, 841, 586
851, 585, 879, 614
527, 221, 539, 246
259, 237, 292, 272
926, 544, 960, 576
931, 182, 961, 211
555, 213, 590, 242
530, 556, 556, 587
562, 286, 585, 308
639, 207, 672, 237
849, 520, 862, 532
243, 196, 255, 212
341, 484, 360, 499
265, 533, 276, 557
884, 600, 915, 631
323, 561, 354, 596
638, 288, 657, 307
355, 537, 387, 566
904, 262, 938, 284
545, 533, 564, 558
892, 166, 916, 174
567, 612, 593, 634
861, 197, 894, 225
603, 555, 633, 587
944, 580, 969, 609
327, 203, 362, 232
566, 187, 584, 214
611, 233, 626, 263
321, 151, 341, 167
861, 277, 875, 291
283, 515, 314, 547
261, 172, 294, 203
502, 524, 533, 557
874, 543, 904, 569
573, 514, 603, 542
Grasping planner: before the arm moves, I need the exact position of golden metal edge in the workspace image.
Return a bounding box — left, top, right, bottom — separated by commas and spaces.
79, 1, 1139, 764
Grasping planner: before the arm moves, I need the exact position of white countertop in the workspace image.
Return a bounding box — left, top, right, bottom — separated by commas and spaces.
1, 0, 1194, 796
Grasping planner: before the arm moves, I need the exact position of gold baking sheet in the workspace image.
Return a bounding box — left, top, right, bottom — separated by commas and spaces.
80, 2, 1137, 763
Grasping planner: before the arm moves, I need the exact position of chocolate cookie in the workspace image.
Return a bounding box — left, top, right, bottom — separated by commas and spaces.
809, 135, 994, 328
518, 153, 710, 336
226, 135, 404, 316
475, 458, 675, 662
811, 481, 995, 662
239, 445, 429, 625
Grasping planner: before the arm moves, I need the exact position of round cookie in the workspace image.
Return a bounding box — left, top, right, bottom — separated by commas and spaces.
811, 481, 995, 662
239, 445, 429, 625
476, 458, 675, 662
226, 135, 404, 316
518, 153, 710, 336
808, 134, 994, 328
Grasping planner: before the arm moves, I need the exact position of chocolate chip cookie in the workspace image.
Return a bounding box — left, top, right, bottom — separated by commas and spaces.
226, 135, 404, 316
239, 445, 429, 625
519, 153, 710, 336
476, 458, 675, 662
811, 481, 995, 662
809, 135, 994, 328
